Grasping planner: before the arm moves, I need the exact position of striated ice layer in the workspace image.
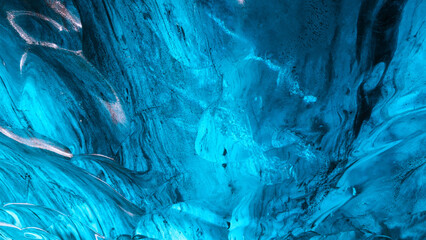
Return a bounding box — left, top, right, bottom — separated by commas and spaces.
0, 0, 425, 239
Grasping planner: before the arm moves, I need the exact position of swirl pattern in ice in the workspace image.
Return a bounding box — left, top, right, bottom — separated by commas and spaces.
0, 0, 425, 239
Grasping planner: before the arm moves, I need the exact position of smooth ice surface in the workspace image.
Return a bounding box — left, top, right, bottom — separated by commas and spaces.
0, 0, 425, 239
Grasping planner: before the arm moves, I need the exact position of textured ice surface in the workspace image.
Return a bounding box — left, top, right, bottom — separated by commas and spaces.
0, 0, 425, 239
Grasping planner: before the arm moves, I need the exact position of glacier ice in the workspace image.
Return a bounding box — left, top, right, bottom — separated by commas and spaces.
0, 0, 425, 239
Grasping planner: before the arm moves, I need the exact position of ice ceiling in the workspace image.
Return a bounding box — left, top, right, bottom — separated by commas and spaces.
0, 0, 425, 239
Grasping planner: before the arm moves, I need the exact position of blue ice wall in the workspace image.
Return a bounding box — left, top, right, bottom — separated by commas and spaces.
0, 0, 425, 239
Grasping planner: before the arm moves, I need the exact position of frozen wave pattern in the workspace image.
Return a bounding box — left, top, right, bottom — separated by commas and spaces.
0, 0, 425, 239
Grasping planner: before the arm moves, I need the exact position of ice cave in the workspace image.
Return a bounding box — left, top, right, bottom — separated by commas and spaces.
0, 0, 425, 239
